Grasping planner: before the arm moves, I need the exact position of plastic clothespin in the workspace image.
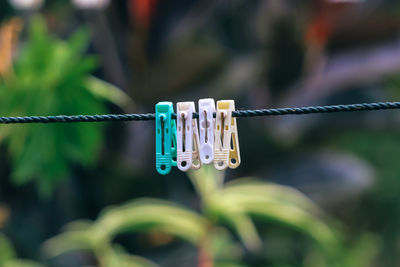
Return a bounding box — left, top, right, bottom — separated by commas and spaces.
177, 102, 201, 171
198, 99, 215, 164
155, 102, 177, 175
171, 118, 177, 165
191, 115, 201, 170
214, 100, 241, 170
228, 103, 240, 169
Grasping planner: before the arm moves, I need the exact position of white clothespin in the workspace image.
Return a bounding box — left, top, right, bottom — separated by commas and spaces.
214, 100, 241, 170
198, 99, 215, 164
177, 102, 201, 171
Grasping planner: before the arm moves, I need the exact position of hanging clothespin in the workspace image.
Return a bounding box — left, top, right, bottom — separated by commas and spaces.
198, 99, 215, 164
177, 102, 201, 171
214, 100, 241, 170
155, 102, 177, 175
228, 102, 240, 169
171, 117, 177, 164
191, 113, 201, 170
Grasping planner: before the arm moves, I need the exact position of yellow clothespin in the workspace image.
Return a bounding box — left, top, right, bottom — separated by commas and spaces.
214, 100, 240, 170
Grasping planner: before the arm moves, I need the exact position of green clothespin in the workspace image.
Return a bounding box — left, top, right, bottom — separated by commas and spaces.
156, 102, 177, 175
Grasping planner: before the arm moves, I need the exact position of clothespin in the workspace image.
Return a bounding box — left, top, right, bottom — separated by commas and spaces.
198, 99, 215, 164
155, 102, 177, 175
171, 117, 177, 164
177, 102, 201, 171
228, 103, 240, 169
214, 100, 241, 170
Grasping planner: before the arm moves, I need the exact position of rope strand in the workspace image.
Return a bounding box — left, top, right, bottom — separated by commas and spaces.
232, 102, 400, 117
0, 101, 399, 124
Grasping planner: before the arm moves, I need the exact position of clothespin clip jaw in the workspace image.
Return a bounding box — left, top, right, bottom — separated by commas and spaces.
228, 104, 240, 169
170, 118, 177, 166
198, 99, 215, 164
155, 102, 176, 175
214, 100, 240, 170
177, 102, 201, 171
191, 117, 201, 170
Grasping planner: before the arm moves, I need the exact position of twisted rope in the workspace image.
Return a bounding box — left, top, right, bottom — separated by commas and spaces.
232, 102, 400, 117
0, 102, 399, 124
0, 114, 155, 124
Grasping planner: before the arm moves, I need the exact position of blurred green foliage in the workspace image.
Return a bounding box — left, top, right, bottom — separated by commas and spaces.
0, 233, 43, 267
0, 17, 126, 196
44, 199, 205, 267
326, 130, 400, 266
44, 166, 378, 267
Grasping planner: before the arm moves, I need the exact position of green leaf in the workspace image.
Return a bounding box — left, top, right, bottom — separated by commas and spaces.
103, 245, 159, 267
45, 198, 207, 259
187, 165, 224, 201
0, 233, 16, 263
341, 234, 381, 267
210, 227, 244, 262
0, 233, 43, 267
44, 229, 97, 258
227, 214, 262, 252
85, 76, 133, 109
3, 259, 44, 267
94, 198, 207, 244
221, 179, 323, 214
206, 179, 342, 255
67, 27, 91, 56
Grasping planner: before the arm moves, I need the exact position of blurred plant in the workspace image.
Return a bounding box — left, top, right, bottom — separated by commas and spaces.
326, 129, 400, 266
0, 233, 43, 267
0, 18, 23, 77
44, 166, 378, 266
0, 16, 130, 196
44, 199, 205, 266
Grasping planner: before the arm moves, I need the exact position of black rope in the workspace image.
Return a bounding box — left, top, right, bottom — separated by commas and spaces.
0, 101, 399, 124
0, 114, 155, 124
232, 101, 400, 117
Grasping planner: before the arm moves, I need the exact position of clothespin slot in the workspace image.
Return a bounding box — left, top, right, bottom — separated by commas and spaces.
198, 99, 215, 164
171, 118, 177, 166
177, 102, 201, 171
214, 100, 240, 170
191, 116, 201, 170
155, 102, 176, 175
